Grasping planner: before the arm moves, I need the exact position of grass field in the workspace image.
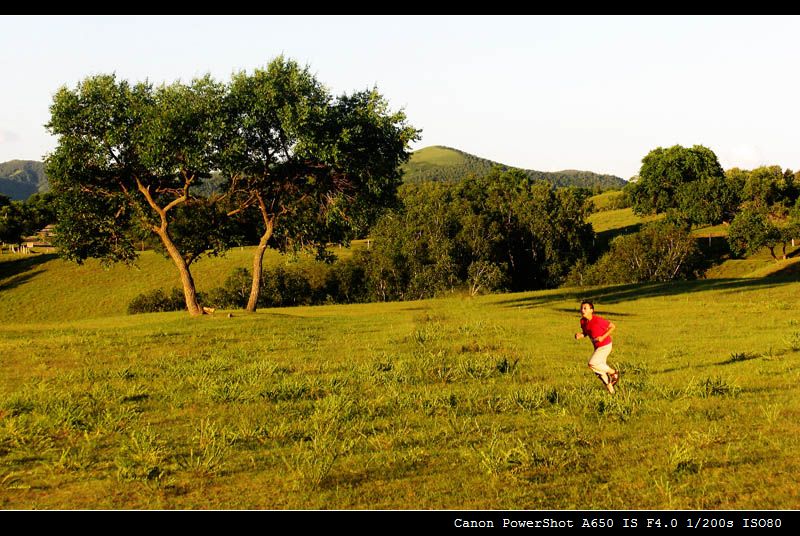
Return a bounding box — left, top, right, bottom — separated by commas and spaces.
588, 190, 625, 211
1, 265, 799, 508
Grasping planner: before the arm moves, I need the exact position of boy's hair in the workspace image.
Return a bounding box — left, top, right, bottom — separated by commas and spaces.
580, 300, 594, 311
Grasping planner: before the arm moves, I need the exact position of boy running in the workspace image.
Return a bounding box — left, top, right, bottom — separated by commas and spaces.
574, 300, 619, 394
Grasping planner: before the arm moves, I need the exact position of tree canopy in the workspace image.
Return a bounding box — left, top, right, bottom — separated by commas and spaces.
45, 58, 417, 315
630, 144, 727, 224
363, 167, 595, 300
220, 57, 419, 311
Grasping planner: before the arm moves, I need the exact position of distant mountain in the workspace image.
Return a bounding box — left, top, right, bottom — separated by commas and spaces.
0, 160, 49, 200
402, 146, 626, 190
2, 148, 626, 202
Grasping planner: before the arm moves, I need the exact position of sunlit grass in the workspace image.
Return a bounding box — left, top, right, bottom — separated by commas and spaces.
1, 277, 799, 508
0, 242, 369, 323
587, 207, 662, 234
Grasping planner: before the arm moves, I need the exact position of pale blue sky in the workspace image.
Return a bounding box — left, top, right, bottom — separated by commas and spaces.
1, 15, 798, 179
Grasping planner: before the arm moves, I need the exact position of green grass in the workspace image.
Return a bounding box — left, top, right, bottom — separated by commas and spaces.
0, 241, 369, 323
587, 207, 662, 234
1, 272, 799, 508
588, 190, 625, 211
2, 230, 799, 509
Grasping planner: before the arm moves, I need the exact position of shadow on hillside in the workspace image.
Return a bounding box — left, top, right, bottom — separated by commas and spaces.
496, 276, 798, 310
768, 261, 800, 277
593, 223, 642, 253
695, 236, 733, 273
0, 270, 45, 292
0, 253, 57, 281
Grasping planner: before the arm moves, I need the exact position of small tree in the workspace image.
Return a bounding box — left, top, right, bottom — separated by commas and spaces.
467, 260, 507, 296
0, 201, 25, 244
727, 208, 782, 261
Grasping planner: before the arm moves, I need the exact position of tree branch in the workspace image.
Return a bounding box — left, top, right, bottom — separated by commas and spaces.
136, 176, 167, 224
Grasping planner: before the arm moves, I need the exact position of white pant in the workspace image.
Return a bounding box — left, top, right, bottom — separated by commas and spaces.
588, 343, 614, 383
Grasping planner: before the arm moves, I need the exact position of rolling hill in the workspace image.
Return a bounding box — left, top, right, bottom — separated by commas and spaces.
402, 146, 626, 190
0, 160, 49, 200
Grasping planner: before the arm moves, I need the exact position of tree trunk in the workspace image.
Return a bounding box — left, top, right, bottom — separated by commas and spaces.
246, 230, 271, 312
246, 196, 275, 313
768, 246, 778, 262
134, 178, 202, 316
156, 228, 204, 316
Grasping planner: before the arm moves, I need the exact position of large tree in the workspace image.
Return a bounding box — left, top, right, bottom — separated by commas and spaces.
46, 75, 229, 316
573, 222, 702, 285
220, 57, 419, 311
630, 144, 726, 220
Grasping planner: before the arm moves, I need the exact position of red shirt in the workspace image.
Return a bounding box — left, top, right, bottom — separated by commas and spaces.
581, 315, 612, 349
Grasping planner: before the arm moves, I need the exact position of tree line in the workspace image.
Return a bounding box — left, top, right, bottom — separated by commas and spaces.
127, 167, 596, 313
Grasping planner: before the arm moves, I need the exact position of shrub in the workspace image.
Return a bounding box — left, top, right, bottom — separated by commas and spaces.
207, 257, 369, 310
127, 288, 192, 314
567, 222, 704, 286
207, 268, 251, 309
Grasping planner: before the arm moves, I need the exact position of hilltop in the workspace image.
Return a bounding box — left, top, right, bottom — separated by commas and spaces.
402, 146, 626, 190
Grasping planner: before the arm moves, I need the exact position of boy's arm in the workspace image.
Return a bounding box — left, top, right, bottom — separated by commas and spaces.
596, 321, 616, 342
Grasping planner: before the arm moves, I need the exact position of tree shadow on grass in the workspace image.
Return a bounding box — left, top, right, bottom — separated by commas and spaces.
0, 253, 57, 281
496, 276, 799, 310
768, 261, 800, 277
550, 307, 637, 316
0, 269, 45, 292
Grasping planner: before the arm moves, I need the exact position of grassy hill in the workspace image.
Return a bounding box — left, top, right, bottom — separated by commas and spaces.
586, 194, 800, 279
0, 160, 48, 200
402, 146, 627, 190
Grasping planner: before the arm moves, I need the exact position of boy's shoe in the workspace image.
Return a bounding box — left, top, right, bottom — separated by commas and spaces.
605, 381, 616, 394
609, 371, 620, 386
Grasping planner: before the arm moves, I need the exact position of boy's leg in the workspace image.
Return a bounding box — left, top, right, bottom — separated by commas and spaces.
588, 345, 616, 393
588, 344, 614, 378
